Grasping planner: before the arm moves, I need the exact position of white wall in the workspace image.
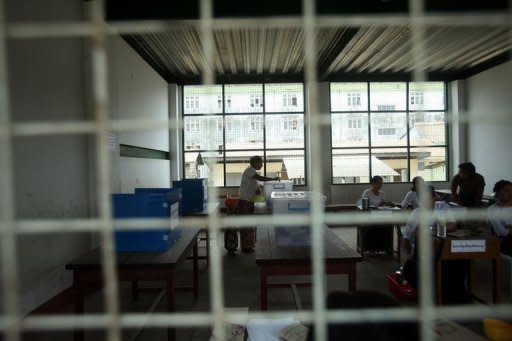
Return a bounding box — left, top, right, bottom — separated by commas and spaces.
4, 0, 171, 314
466, 60, 512, 194
107, 35, 170, 193
6, 0, 92, 314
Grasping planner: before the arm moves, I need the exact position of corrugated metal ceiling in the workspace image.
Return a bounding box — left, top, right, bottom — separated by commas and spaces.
123, 25, 511, 83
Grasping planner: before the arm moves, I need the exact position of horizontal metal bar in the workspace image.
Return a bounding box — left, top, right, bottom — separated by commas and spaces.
3, 108, 511, 138
6, 14, 512, 39
5, 207, 510, 234
5, 304, 511, 331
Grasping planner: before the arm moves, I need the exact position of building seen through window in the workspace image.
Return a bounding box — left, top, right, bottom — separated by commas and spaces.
331, 82, 447, 184
183, 83, 305, 186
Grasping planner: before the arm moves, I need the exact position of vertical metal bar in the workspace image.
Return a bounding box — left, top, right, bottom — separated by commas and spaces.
406, 82, 411, 182
303, 1, 327, 340
90, 2, 121, 341
222, 85, 227, 186
409, 1, 436, 341
0, 1, 21, 341
200, 1, 225, 340
367, 82, 372, 180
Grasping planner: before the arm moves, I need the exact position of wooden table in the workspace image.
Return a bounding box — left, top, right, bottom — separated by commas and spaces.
435, 189, 495, 206
182, 202, 220, 265
356, 206, 401, 258
434, 232, 501, 304
66, 228, 200, 341
255, 226, 362, 310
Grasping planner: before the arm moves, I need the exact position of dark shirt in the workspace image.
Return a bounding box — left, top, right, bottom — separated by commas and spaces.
451, 173, 485, 207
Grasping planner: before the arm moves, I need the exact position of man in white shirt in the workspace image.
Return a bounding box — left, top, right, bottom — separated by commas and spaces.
225, 156, 278, 254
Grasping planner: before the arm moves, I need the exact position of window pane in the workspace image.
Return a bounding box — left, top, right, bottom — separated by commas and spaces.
331, 113, 369, 148
409, 82, 445, 111
332, 149, 369, 184
184, 85, 223, 114
184, 151, 224, 186
409, 112, 446, 146
265, 114, 304, 149
266, 150, 305, 185
370, 113, 407, 146
264, 83, 304, 112
224, 84, 263, 113
371, 148, 408, 183
370, 82, 406, 111
225, 115, 263, 150
183, 116, 223, 151
225, 151, 255, 187
330, 82, 368, 111
410, 147, 447, 181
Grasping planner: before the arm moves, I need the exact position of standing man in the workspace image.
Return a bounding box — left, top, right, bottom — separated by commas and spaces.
226, 156, 278, 254
450, 162, 486, 207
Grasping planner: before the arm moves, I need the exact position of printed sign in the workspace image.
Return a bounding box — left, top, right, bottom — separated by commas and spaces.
450, 240, 486, 253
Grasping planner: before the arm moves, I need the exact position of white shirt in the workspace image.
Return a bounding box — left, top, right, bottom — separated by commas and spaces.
488, 204, 512, 237
239, 166, 258, 201
361, 189, 385, 207
403, 201, 455, 252
401, 191, 419, 209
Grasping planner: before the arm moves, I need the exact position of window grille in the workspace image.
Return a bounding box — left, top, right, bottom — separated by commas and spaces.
0, 1, 511, 341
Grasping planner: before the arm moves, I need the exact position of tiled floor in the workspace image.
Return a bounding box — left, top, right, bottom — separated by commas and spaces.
27, 227, 510, 340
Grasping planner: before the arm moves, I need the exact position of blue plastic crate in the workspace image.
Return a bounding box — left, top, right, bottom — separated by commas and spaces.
172, 179, 207, 214
134, 188, 182, 241
112, 191, 181, 252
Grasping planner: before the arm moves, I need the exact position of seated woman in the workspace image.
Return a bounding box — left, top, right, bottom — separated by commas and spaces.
401, 176, 424, 210
488, 180, 512, 255
359, 175, 393, 253
361, 175, 389, 207
402, 186, 470, 304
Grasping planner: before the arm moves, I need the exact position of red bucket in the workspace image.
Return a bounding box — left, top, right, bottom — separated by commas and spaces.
387, 273, 417, 301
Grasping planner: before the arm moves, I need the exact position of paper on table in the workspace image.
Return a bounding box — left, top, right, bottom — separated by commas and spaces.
432, 319, 487, 341
447, 230, 472, 238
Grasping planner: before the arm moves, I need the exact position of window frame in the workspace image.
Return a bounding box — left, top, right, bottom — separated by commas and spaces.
330, 81, 449, 185
182, 83, 307, 187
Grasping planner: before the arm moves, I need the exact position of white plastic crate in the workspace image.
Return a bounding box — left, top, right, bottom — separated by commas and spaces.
263, 180, 293, 204
271, 191, 325, 246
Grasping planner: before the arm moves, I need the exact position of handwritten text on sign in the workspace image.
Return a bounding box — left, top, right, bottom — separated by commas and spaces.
450, 240, 486, 253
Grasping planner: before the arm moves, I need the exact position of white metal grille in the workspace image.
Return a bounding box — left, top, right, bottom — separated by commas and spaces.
1, 0, 512, 341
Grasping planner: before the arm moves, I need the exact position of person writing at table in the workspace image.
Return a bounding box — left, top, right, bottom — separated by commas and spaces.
401, 176, 424, 210
361, 175, 391, 207
488, 179, 512, 256
403, 186, 456, 259
451, 162, 486, 207
402, 186, 471, 304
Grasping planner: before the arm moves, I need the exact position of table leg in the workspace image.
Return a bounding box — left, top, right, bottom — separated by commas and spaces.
395, 225, 402, 261
348, 263, 357, 291
357, 226, 362, 254
131, 280, 139, 301
167, 272, 175, 341
72, 273, 84, 341
260, 268, 268, 310
193, 237, 199, 300
205, 229, 210, 266
493, 256, 501, 303
436, 260, 443, 305
468, 261, 474, 298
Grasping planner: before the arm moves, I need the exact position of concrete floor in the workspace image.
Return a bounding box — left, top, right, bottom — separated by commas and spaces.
27, 227, 510, 341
